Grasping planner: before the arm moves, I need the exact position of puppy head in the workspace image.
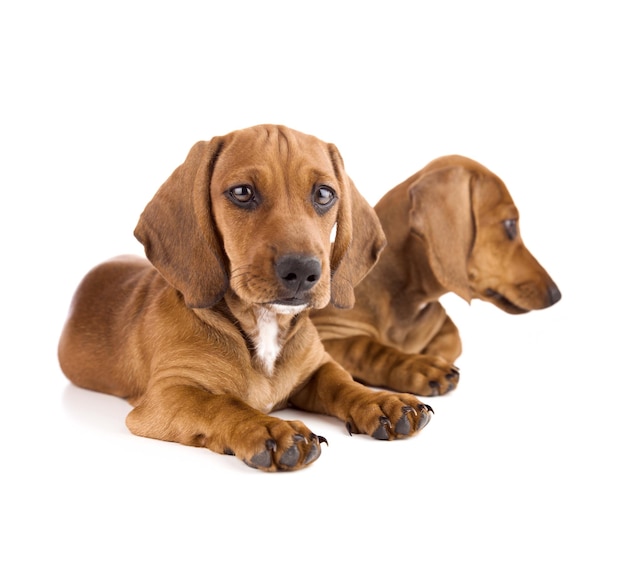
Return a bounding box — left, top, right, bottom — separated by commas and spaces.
135, 125, 385, 310
465, 167, 561, 313
409, 155, 561, 312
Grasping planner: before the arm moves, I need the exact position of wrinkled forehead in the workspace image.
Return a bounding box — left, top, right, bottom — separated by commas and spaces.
212, 126, 339, 188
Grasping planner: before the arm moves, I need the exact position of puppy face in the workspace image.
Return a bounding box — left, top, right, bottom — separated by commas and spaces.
468, 174, 560, 313
210, 126, 341, 311
135, 125, 385, 311
408, 156, 560, 313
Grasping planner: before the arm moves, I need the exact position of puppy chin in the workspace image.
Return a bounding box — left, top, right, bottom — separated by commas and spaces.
268, 290, 331, 314
267, 302, 309, 315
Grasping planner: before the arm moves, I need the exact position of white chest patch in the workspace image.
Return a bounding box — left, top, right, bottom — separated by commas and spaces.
252, 304, 307, 376
253, 309, 283, 376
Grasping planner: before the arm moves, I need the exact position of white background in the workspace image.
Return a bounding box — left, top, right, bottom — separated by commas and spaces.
2, 1, 624, 573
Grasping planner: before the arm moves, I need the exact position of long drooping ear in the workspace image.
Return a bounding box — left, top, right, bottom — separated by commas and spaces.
134, 138, 228, 308
408, 166, 474, 302
329, 145, 387, 309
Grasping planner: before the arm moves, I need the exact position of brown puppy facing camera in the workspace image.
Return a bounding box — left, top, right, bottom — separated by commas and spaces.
312, 155, 561, 396
58, 125, 433, 472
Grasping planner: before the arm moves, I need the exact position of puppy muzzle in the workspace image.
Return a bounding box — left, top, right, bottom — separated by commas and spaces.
273, 254, 322, 307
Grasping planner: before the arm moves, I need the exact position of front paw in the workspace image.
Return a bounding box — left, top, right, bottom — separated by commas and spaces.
345, 392, 433, 440
389, 355, 460, 396
237, 419, 327, 472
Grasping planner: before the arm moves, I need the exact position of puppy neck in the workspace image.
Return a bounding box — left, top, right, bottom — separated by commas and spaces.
405, 233, 449, 301
251, 304, 306, 376
221, 292, 307, 376
376, 189, 448, 303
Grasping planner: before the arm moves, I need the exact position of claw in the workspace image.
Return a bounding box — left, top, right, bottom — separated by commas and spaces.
417, 406, 433, 431
303, 442, 321, 465
302, 435, 326, 465
303, 435, 326, 465
394, 405, 418, 435
345, 421, 353, 436
402, 405, 418, 416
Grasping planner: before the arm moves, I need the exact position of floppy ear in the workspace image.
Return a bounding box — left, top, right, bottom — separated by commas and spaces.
329, 146, 387, 309
134, 138, 228, 308
408, 166, 474, 302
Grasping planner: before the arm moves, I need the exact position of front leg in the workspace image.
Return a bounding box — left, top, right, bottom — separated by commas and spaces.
421, 314, 462, 362
289, 360, 433, 439
323, 336, 459, 396
126, 383, 325, 472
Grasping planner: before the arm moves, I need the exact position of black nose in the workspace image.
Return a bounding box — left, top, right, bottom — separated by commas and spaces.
275, 254, 322, 294
548, 282, 562, 306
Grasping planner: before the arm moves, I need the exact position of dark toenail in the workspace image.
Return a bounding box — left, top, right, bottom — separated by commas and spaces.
316, 434, 328, 446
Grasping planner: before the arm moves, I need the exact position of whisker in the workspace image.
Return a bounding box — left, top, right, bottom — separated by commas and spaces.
228, 264, 279, 304
229, 265, 254, 285
231, 271, 264, 294
229, 264, 253, 277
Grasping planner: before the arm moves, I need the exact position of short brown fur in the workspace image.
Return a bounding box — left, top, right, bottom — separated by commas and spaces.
58, 125, 432, 471
312, 155, 561, 395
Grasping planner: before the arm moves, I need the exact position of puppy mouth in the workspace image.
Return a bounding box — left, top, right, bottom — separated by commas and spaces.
267, 299, 310, 314
483, 289, 529, 315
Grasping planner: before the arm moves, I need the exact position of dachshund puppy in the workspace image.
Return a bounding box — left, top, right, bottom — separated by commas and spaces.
58, 125, 433, 471
312, 155, 561, 396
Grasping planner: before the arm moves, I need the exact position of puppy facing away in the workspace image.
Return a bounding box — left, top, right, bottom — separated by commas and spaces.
58, 125, 433, 471
312, 155, 561, 396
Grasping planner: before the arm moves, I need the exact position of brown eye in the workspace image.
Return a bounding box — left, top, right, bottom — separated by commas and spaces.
227, 185, 257, 208
312, 185, 336, 213
503, 219, 518, 240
